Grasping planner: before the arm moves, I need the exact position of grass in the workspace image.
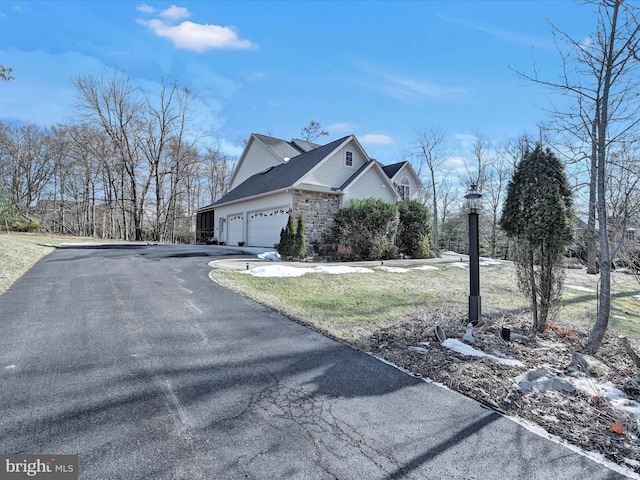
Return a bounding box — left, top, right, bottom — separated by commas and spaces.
211, 259, 640, 347
3, 232, 639, 345
0, 232, 128, 295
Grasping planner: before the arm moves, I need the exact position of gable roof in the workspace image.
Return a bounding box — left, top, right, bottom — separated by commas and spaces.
338, 160, 401, 200
252, 133, 305, 160
213, 136, 351, 207
291, 138, 322, 152
382, 161, 405, 178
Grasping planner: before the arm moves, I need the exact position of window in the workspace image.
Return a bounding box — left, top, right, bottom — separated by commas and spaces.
399, 177, 410, 199
627, 229, 636, 242
345, 151, 353, 167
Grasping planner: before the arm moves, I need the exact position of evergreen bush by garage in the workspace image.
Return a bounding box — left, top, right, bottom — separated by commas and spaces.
324, 198, 399, 261
397, 199, 432, 258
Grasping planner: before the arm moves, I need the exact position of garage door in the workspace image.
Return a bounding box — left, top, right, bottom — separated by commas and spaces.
227, 214, 244, 246
248, 208, 290, 247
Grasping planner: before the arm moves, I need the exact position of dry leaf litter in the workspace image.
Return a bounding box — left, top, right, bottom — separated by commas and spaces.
368, 312, 640, 474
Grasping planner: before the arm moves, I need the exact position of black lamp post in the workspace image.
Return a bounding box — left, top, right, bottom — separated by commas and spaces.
464, 183, 482, 326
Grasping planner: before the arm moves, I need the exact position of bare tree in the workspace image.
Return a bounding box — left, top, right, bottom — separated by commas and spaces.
0, 65, 12, 81
74, 70, 146, 241
483, 141, 515, 258
201, 144, 234, 205
0, 122, 54, 211
514, 0, 640, 353
301, 120, 328, 142
413, 127, 448, 256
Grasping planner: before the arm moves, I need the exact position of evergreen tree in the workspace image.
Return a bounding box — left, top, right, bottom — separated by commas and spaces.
278, 213, 297, 258
500, 145, 574, 332
295, 214, 306, 259
397, 199, 431, 259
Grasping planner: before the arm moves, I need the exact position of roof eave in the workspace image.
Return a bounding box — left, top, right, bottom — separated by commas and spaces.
212, 187, 293, 209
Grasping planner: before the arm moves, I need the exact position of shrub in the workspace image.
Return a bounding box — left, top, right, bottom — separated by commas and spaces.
8, 217, 42, 232
278, 213, 306, 259
397, 199, 431, 258
295, 214, 306, 259
324, 198, 399, 261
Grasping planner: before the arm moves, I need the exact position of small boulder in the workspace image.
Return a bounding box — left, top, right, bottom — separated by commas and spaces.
516, 370, 575, 394
571, 352, 609, 376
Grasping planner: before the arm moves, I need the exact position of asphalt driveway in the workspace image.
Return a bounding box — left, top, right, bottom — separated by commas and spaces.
0, 244, 632, 479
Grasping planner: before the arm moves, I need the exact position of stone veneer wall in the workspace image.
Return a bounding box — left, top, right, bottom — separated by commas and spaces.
292, 190, 341, 251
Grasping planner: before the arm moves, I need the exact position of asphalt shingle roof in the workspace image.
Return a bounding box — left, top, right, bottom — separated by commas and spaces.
382, 161, 406, 178
214, 136, 350, 206
253, 133, 305, 160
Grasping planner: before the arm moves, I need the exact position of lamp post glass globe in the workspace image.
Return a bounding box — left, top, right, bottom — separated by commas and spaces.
464, 183, 482, 212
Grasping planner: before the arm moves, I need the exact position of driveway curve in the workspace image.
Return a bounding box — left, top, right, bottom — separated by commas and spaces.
0, 244, 632, 479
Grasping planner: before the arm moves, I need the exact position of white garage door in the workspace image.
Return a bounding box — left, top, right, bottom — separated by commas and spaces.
227, 214, 244, 246
248, 208, 290, 247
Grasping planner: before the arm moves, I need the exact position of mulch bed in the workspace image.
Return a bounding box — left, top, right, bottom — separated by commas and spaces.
367, 312, 640, 474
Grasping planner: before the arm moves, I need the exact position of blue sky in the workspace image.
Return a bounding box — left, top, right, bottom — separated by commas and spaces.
0, 1, 597, 163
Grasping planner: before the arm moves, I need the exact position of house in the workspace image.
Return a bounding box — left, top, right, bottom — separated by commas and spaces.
195, 133, 422, 248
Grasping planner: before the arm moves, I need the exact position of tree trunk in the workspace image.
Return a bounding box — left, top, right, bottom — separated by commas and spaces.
585, 0, 619, 354
586, 121, 598, 274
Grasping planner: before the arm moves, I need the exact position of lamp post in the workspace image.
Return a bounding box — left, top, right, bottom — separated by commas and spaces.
464, 183, 482, 326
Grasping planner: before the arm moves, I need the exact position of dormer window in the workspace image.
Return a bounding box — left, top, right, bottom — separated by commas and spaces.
345, 151, 353, 167
399, 176, 410, 199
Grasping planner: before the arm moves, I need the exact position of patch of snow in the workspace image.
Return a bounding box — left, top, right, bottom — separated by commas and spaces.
450, 262, 468, 269
257, 251, 281, 261
569, 377, 640, 420
412, 265, 440, 271
450, 258, 500, 267
441, 339, 524, 366
376, 266, 410, 273
613, 315, 627, 320
479, 257, 502, 266
566, 285, 596, 293
312, 266, 374, 275
243, 265, 309, 277
419, 341, 430, 346
442, 251, 461, 256
242, 265, 373, 277
4, 365, 15, 370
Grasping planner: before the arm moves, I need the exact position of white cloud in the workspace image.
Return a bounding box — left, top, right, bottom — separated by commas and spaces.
0, 12, 6, 19
326, 122, 360, 133
444, 155, 469, 173
138, 18, 258, 52
219, 139, 245, 157
357, 63, 468, 105
377, 71, 468, 104
359, 133, 395, 145
436, 14, 550, 48
247, 71, 266, 81
159, 5, 191, 22
136, 4, 157, 14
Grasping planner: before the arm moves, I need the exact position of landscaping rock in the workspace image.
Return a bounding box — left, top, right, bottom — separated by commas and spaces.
408, 346, 428, 355
571, 352, 610, 376
516, 370, 575, 394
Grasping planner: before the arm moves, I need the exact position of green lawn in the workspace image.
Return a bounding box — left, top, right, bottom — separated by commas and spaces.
3, 232, 639, 346
211, 259, 640, 348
